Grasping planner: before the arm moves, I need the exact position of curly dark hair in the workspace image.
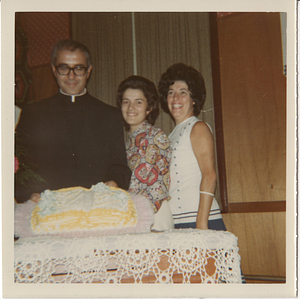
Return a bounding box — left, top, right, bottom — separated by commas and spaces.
158, 63, 206, 116
51, 39, 92, 67
116, 75, 159, 131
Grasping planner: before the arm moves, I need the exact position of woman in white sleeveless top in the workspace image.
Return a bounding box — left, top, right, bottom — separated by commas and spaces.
158, 63, 226, 230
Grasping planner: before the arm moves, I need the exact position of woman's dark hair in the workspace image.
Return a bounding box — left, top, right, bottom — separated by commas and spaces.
117, 75, 159, 130
51, 39, 92, 67
158, 63, 206, 116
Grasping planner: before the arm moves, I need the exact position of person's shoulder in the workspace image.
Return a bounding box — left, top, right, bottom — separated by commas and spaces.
87, 94, 120, 114
20, 94, 59, 113
191, 121, 213, 141
150, 125, 169, 138
192, 120, 212, 132
39, 93, 61, 103
148, 125, 171, 147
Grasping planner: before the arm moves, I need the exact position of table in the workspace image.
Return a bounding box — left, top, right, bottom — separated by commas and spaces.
14, 229, 242, 283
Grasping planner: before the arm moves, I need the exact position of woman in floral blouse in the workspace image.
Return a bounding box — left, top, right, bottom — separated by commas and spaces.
117, 75, 173, 230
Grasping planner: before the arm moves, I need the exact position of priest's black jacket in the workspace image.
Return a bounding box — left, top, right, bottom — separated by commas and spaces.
15, 91, 131, 203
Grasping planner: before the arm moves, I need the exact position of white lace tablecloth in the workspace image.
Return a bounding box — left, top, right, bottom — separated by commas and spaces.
14, 229, 242, 283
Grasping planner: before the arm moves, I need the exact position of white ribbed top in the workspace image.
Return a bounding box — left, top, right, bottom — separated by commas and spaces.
168, 116, 222, 224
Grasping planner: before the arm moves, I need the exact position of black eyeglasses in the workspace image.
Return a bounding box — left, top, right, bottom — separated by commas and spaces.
55, 65, 88, 76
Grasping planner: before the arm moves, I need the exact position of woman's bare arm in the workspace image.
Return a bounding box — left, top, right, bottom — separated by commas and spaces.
190, 121, 217, 229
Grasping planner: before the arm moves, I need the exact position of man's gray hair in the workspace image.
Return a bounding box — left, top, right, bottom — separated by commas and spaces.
51, 40, 92, 67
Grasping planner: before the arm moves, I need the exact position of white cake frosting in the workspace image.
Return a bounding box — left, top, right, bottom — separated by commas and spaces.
31, 182, 138, 233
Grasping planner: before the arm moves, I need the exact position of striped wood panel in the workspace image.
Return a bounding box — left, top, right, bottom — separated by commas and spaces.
217, 12, 286, 204
222, 212, 286, 277
215, 12, 286, 277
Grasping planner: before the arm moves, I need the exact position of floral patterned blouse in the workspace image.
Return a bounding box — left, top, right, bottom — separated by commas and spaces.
126, 121, 172, 213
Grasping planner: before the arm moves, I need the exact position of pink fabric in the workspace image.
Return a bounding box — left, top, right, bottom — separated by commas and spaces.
14, 194, 154, 238
14, 157, 19, 173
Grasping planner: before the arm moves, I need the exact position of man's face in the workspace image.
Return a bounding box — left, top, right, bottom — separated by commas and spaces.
52, 49, 92, 95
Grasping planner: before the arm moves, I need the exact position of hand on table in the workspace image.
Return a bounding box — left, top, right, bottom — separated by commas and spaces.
196, 219, 209, 230
196, 224, 209, 230
30, 193, 41, 203
105, 180, 118, 188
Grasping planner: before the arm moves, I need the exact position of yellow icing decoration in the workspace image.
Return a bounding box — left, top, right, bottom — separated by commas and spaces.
31, 183, 137, 233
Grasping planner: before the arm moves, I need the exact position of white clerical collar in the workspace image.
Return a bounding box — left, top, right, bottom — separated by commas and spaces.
60, 88, 87, 103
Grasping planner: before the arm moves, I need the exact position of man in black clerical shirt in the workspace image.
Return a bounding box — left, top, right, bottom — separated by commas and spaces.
15, 40, 131, 203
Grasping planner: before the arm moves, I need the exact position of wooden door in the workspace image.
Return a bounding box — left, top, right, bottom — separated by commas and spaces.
210, 12, 286, 281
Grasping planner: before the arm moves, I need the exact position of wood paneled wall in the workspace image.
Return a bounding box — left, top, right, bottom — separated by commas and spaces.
211, 12, 286, 278
219, 13, 286, 205
222, 212, 285, 276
